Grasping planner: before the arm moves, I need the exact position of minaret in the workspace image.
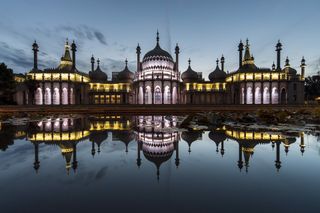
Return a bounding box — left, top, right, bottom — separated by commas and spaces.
237, 143, 243, 171
175, 43, 180, 72
275, 141, 281, 171
136, 43, 141, 72
220, 140, 225, 157
33, 142, 40, 173
71, 40, 77, 70
136, 141, 142, 168
220, 55, 225, 72
91, 55, 95, 72
300, 132, 305, 155
238, 40, 244, 68
300, 57, 306, 80
276, 40, 282, 70
72, 143, 78, 172
32, 41, 39, 70
175, 141, 180, 168
91, 140, 96, 157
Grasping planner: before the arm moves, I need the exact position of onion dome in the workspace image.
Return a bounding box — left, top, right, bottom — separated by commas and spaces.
32, 40, 39, 50
209, 130, 226, 152
209, 59, 227, 82
283, 57, 297, 75
283, 137, 296, 155
117, 59, 134, 82
142, 141, 175, 180
142, 31, 173, 63
181, 130, 202, 153
89, 58, 108, 82
181, 59, 199, 82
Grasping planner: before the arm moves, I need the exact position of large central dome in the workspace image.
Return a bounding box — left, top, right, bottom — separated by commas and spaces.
141, 32, 175, 72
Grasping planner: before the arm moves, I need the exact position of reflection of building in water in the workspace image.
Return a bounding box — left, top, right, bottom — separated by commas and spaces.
28, 116, 89, 173
28, 115, 133, 173
2, 116, 310, 175
209, 129, 226, 156
181, 130, 202, 153
135, 116, 180, 179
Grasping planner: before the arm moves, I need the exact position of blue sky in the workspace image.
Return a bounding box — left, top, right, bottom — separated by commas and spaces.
0, 0, 319, 79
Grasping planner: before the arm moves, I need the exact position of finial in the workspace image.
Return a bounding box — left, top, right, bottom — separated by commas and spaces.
66, 38, 69, 45
216, 58, 219, 65
272, 62, 275, 70
285, 56, 290, 66
125, 58, 128, 66
246, 38, 249, 47
97, 58, 100, 66
156, 30, 159, 44
188, 58, 191, 66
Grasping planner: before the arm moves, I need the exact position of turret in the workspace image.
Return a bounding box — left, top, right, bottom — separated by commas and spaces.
238, 40, 244, 68
91, 55, 95, 72
136, 43, 141, 72
71, 40, 77, 70
300, 57, 306, 80
32, 41, 39, 70
276, 40, 282, 70
220, 55, 225, 72
175, 43, 180, 72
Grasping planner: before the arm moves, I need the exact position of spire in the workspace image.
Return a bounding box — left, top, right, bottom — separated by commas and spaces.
61, 38, 72, 62
243, 39, 254, 65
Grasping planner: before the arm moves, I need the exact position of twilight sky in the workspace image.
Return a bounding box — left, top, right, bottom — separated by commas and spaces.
0, 0, 320, 79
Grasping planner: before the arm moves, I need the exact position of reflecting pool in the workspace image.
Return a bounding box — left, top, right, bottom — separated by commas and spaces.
0, 115, 319, 213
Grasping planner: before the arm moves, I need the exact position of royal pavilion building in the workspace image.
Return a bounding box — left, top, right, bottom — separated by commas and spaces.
14, 32, 305, 106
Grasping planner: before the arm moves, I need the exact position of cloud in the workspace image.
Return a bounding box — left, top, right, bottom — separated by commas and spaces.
56, 25, 107, 45
0, 41, 56, 72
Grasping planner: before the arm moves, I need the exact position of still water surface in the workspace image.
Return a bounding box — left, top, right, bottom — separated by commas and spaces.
0, 115, 319, 213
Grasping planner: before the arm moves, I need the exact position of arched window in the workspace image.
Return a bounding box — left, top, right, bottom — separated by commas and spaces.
35, 88, 43, 105
155, 87, 161, 104
139, 86, 144, 104
172, 86, 177, 104
53, 88, 60, 105
45, 88, 51, 105
263, 87, 270, 104
70, 88, 74, 104
255, 87, 261, 104
145, 86, 151, 104
62, 88, 68, 105
272, 87, 278, 104
164, 86, 170, 104
246, 86, 253, 104
241, 87, 245, 104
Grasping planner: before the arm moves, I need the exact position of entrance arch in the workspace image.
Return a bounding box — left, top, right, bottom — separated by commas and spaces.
280, 88, 287, 104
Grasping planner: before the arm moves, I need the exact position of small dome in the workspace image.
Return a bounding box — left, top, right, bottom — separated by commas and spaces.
117, 59, 134, 82
181, 59, 199, 82
209, 60, 227, 82
283, 57, 297, 75
89, 59, 108, 82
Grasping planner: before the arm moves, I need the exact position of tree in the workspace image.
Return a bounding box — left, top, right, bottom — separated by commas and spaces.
0, 63, 16, 104
25, 77, 38, 105
305, 75, 320, 101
